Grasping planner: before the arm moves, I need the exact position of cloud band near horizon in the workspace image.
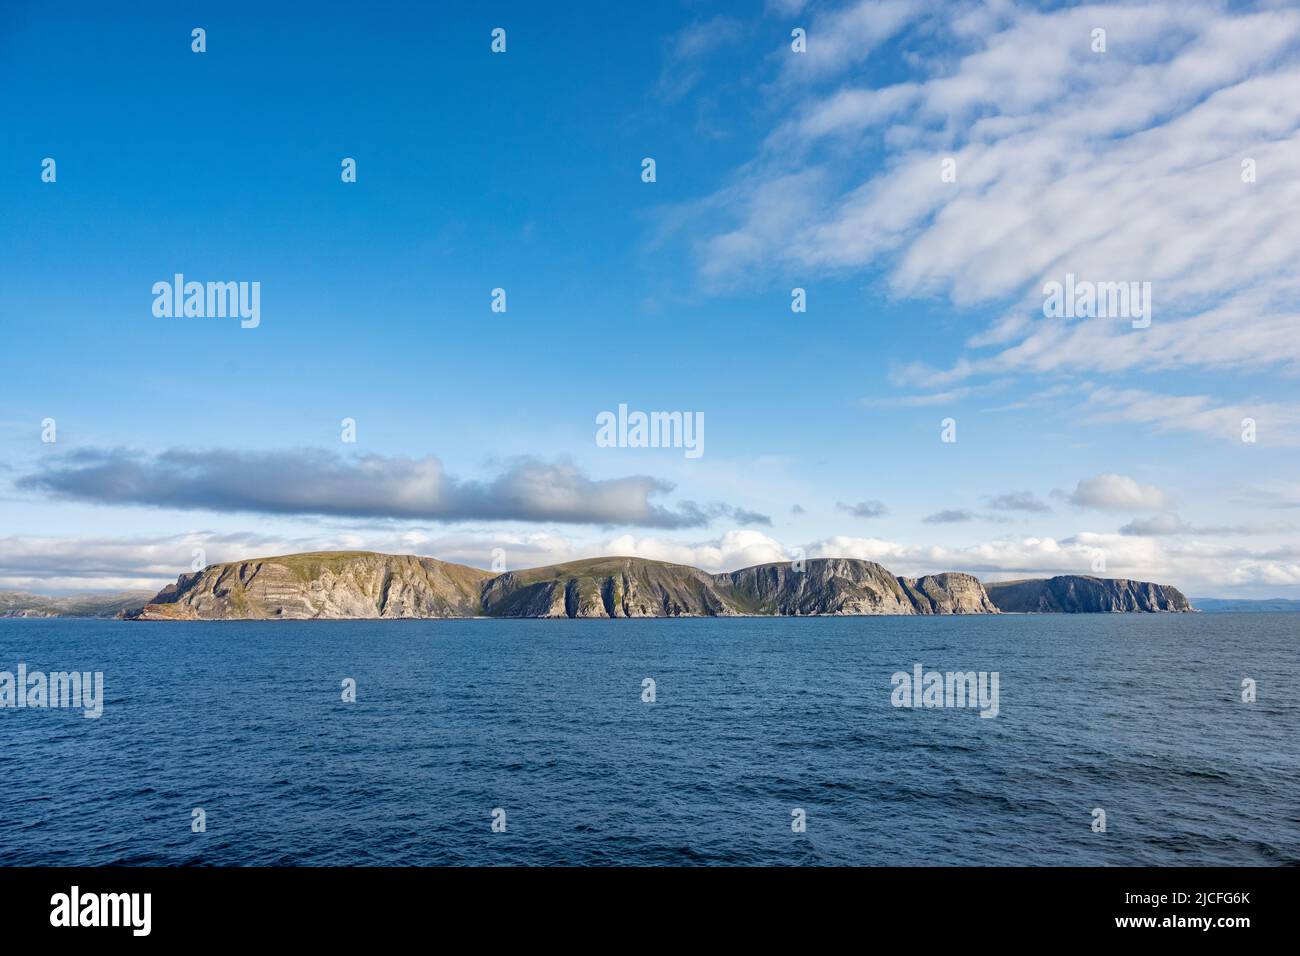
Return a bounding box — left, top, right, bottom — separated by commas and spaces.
18, 448, 771, 529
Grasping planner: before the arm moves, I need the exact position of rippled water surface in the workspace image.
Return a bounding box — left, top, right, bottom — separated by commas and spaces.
1, 614, 1297, 865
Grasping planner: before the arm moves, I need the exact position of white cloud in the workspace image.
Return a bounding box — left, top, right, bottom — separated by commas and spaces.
688, 1, 1300, 385
0, 528, 792, 590
1068, 473, 1172, 512
776, 0, 928, 84
0, 531, 300, 592
602, 529, 789, 571
20, 448, 769, 529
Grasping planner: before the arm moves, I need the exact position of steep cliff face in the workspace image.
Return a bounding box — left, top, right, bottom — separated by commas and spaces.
725, 559, 916, 614
898, 573, 1001, 614
131, 552, 490, 620
723, 562, 998, 615
128, 551, 1189, 620
984, 575, 1192, 613
481, 558, 738, 618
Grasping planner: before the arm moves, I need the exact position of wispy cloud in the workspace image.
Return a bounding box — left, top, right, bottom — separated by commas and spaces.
1081, 387, 1300, 445
658, 15, 748, 101
1118, 513, 1287, 537
922, 509, 975, 524
1233, 483, 1300, 510
775, 0, 929, 85
1117, 512, 1187, 536
986, 490, 1052, 514
837, 499, 888, 518
860, 378, 1009, 408
684, 1, 1300, 390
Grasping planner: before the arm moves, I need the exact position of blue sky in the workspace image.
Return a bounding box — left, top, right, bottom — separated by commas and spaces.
2, 0, 1298, 596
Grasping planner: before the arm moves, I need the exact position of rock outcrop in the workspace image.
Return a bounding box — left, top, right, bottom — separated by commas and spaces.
983, 575, 1192, 613
480, 558, 738, 618
128, 552, 490, 620
899, 572, 1001, 614
123, 551, 1192, 620
721, 560, 995, 615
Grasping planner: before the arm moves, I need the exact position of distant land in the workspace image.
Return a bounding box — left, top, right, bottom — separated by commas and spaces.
0, 590, 154, 619
0, 551, 1187, 621
1191, 597, 1300, 613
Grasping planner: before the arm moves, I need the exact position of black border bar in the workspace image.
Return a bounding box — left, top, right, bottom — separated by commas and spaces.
0, 865, 1286, 942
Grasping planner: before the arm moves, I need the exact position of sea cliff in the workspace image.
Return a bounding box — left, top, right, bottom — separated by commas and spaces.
122, 551, 1191, 620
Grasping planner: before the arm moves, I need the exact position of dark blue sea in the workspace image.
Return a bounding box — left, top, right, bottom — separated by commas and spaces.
1, 614, 1297, 866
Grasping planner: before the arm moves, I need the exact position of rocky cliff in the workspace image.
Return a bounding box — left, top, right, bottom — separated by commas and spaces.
125, 551, 1191, 620
480, 557, 739, 618
128, 551, 1003, 620
722, 560, 996, 615
983, 575, 1192, 613
129, 552, 490, 620
899, 572, 1002, 615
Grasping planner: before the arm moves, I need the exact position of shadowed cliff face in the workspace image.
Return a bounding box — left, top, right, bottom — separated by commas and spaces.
724, 559, 915, 615
480, 558, 737, 618
126, 551, 1190, 620
983, 576, 1193, 613
721, 560, 997, 615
